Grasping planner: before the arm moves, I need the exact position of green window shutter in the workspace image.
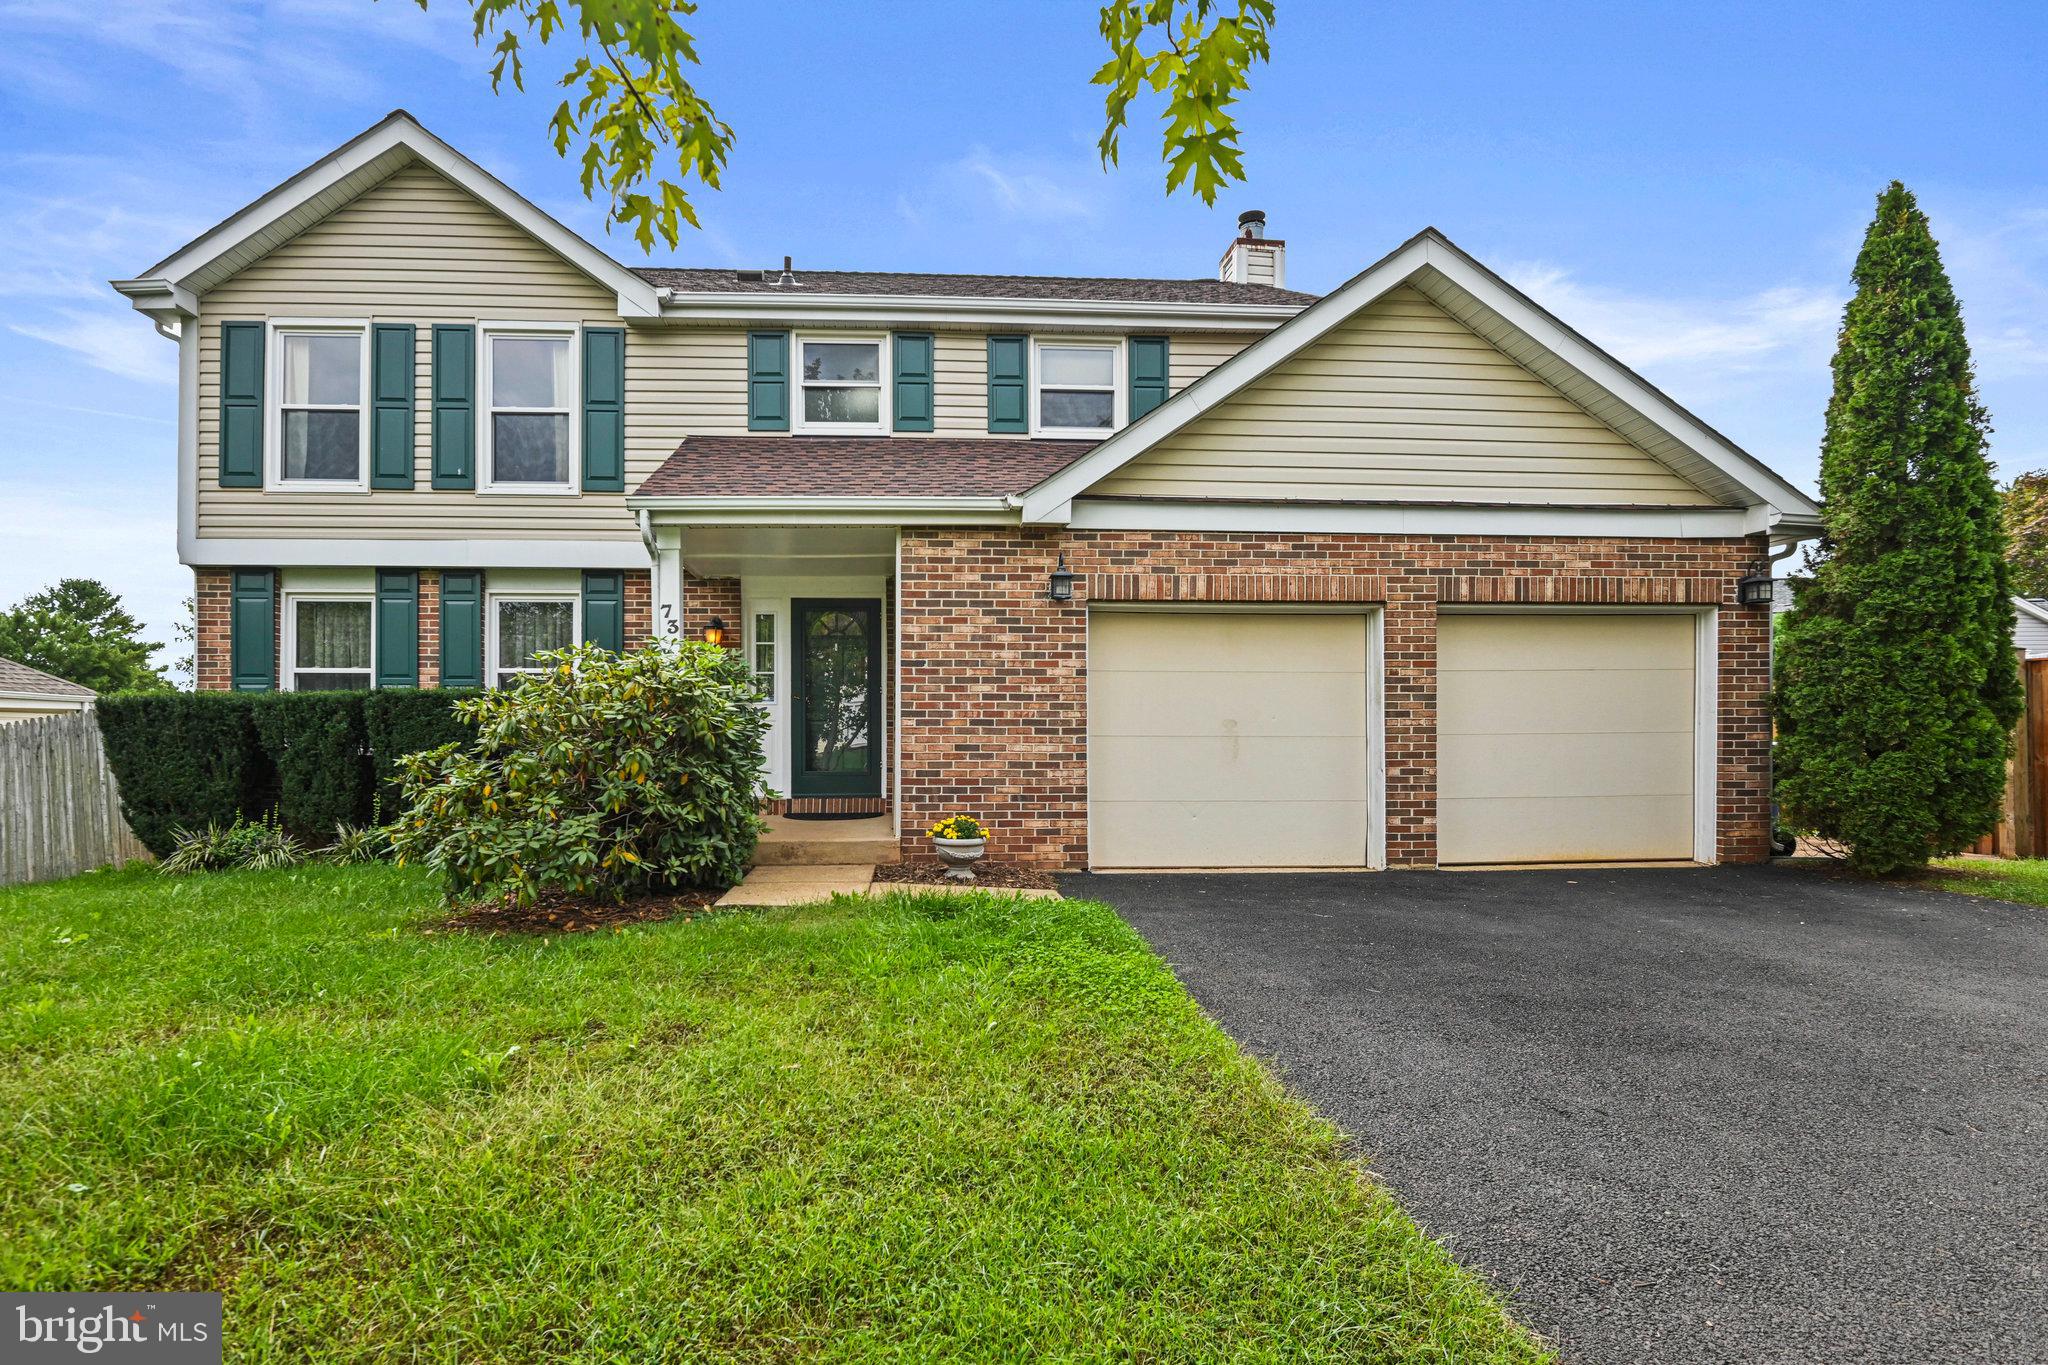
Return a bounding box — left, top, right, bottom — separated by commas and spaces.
229, 569, 275, 692
581, 571, 624, 653
438, 571, 483, 689
1129, 335, 1170, 420
430, 325, 475, 489
747, 331, 790, 431
582, 327, 626, 491
370, 324, 416, 489
219, 322, 265, 487
374, 569, 419, 689
987, 335, 1028, 433
892, 332, 935, 432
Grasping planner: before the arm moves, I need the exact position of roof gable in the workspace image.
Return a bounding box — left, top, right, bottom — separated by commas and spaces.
114, 111, 660, 320
1020, 229, 1821, 529
0, 657, 95, 699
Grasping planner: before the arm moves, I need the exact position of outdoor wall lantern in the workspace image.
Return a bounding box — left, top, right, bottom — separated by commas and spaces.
1047, 554, 1078, 603
702, 617, 727, 647
1735, 567, 1775, 608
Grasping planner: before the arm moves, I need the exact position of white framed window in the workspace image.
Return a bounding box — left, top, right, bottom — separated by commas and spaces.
488, 593, 579, 688
1031, 338, 1122, 437
480, 323, 579, 492
793, 333, 887, 432
284, 595, 374, 691
750, 611, 776, 701
269, 321, 370, 488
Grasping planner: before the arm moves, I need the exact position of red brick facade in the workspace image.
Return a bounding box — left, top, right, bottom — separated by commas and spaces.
680, 574, 742, 650
895, 528, 1773, 870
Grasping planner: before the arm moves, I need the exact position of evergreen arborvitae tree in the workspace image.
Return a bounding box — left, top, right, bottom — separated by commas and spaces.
1775, 183, 2021, 874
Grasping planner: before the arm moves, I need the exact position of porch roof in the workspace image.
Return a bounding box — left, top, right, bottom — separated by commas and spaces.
633, 435, 1098, 500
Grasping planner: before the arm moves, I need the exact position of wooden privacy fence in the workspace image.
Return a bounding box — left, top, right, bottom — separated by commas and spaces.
1976, 656, 2048, 858
0, 710, 150, 886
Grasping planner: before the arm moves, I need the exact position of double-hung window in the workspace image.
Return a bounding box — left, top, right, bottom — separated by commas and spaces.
1032, 339, 1121, 436
794, 334, 887, 432
272, 323, 369, 486
489, 595, 578, 687
481, 325, 577, 490
287, 596, 374, 691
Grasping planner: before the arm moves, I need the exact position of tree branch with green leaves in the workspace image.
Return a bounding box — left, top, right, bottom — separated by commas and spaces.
416, 0, 1276, 250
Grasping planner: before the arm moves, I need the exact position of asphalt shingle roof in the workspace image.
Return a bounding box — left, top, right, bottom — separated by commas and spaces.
634, 267, 1316, 308
0, 657, 95, 698
634, 435, 1100, 500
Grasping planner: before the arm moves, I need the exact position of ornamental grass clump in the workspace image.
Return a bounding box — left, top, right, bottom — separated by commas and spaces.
388, 641, 771, 904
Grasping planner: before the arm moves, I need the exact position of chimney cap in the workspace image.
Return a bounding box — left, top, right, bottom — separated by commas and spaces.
1237, 209, 1267, 237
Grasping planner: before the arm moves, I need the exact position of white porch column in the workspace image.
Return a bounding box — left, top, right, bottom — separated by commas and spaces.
651, 522, 686, 644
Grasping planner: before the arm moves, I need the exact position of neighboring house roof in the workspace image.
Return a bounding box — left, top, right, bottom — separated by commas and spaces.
2015, 596, 2048, 626
1016, 227, 1825, 536
636, 267, 1315, 308
636, 436, 1097, 500
0, 657, 95, 700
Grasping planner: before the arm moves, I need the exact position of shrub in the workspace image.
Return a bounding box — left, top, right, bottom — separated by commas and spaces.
249, 692, 374, 842
390, 641, 771, 903
324, 822, 392, 865
362, 688, 475, 815
97, 692, 271, 856
159, 813, 307, 874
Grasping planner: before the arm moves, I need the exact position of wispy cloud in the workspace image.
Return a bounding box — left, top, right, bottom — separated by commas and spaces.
0, 478, 183, 676
1501, 263, 1842, 374
953, 148, 1104, 223
11, 310, 177, 385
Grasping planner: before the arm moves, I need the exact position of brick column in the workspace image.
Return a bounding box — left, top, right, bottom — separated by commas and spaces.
1382, 578, 1439, 868
417, 570, 441, 687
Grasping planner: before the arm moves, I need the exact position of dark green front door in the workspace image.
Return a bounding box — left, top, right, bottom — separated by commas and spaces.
790, 599, 882, 798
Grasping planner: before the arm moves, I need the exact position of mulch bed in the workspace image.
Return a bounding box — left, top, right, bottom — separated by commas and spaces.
443, 887, 725, 935
873, 861, 1059, 890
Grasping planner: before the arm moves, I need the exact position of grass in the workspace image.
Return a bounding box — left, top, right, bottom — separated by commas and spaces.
0, 864, 1548, 1362
1926, 856, 2048, 908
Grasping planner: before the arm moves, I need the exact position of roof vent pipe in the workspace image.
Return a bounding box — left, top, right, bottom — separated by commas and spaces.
778, 254, 796, 287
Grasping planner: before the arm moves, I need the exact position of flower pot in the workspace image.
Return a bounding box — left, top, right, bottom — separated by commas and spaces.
932, 836, 988, 882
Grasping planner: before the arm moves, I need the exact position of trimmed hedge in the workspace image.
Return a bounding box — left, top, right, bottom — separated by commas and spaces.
98, 688, 470, 854
249, 693, 374, 840
363, 689, 476, 817
97, 693, 273, 857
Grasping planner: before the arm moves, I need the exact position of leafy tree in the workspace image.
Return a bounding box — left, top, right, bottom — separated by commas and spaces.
0, 578, 172, 694
2002, 471, 2048, 598
416, 0, 1276, 249
1774, 183, 2020, 874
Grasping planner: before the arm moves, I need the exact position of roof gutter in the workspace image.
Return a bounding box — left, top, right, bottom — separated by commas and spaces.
650, 291, 1304, 331
628, 494, 1022, 527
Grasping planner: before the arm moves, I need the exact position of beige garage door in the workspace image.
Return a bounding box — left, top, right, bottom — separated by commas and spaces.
1088, 611, 1373, 868
1437, 613, 1698, 865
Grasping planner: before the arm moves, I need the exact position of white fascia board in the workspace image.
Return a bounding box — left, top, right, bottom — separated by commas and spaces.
123, 110, 660, 318
1066, 499, 1761, 539
654, 293, 1301, 332
0, 690, 93, 706
181, 539, 653, 570
2014, 596, 2048, 626
632, 496, 1019, 527
1018, 228, 1822, 525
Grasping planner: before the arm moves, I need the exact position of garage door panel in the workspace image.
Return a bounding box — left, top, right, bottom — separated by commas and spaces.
1089, 612, 1373, 869
1439, 731, 1692, 800
1436, 613, 1699, 864
1093, 800, 1369, 868
1438, 668, 1694, 736
1438, 612, 1693, 671
1090, 735, 1373, 803
1092, 611, 1367, 672
1090, 670, 1368, 739
1438, 795, 1694, 864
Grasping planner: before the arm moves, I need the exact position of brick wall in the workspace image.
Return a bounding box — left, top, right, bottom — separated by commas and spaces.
193, 567, 237, 692
895, 528, 1773, 870
624, 569, 653, 650
417, 570, 441, 687
681, 574, 743, 650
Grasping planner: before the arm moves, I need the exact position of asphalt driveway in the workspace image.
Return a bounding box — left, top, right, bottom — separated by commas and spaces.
1064, 863, 2046, 1364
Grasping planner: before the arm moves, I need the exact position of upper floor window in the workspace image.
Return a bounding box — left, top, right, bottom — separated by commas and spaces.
796, 334, 887, 432
272, 323, 368, 487
482, 325, 577, 491
1033, 340, 1122, 437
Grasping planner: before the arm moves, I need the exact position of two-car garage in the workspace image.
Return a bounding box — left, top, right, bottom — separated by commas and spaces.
1086, 608, 1708, 870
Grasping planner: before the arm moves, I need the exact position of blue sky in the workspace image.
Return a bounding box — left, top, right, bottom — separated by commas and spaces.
2, 0, 2044, 677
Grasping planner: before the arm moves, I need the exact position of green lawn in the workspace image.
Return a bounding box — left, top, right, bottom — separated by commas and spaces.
1926, 857, 2048, 908
0, 865, 1548, 1362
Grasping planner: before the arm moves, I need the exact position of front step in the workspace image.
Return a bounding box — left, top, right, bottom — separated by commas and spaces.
753, 813, 900, 868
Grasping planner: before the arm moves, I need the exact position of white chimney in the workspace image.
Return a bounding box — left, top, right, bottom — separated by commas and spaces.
1218, 210, 1286, 289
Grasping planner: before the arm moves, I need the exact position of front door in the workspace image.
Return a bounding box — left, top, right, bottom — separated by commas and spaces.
790, 599, 882, 797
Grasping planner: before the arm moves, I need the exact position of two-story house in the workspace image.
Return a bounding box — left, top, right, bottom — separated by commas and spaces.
114, 111, 1820, 871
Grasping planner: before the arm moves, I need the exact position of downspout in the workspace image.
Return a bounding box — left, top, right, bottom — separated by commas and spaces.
636, 508, 658, 560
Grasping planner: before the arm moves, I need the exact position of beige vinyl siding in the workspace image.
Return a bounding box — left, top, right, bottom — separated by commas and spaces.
1169, 334, 1251, 394
195, 163, 746, 544
1088, 286, 1719, 507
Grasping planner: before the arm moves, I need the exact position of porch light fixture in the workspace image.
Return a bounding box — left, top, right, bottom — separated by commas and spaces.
702, 616, 727, 647
1047, 554, 1078, 603
1735, 566, 1775, 608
